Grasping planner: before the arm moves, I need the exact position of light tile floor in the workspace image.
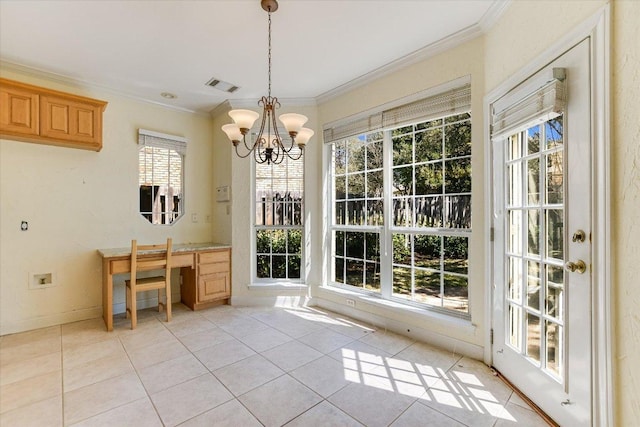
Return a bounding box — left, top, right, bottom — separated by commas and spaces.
0, 304, 549, 426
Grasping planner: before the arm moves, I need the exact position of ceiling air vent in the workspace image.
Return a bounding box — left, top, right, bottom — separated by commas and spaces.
206, 77, 239, 93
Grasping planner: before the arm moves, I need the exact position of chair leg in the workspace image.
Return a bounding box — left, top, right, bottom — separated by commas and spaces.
130, 288, 137, 330
165, 282, 172, 323
157, 289, 164, 313
125, 283, 131, 319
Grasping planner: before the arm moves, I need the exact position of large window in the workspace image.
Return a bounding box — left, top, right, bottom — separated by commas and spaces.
255, 155, 304, 281
327, 83, 472, 316
138, 129, 185, 225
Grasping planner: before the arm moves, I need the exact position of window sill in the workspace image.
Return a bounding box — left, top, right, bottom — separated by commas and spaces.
316, 285, 476, 335
248, 282, 308, 291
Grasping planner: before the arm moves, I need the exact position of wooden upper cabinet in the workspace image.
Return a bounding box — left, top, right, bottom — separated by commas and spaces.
0, 84, 39, 137
0, 78, 107, 151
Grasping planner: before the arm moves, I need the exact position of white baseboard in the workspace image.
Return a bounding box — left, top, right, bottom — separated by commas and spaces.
0, 306, 102, 336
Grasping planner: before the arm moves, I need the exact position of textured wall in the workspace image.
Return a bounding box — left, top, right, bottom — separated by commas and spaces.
0, 69, 215, 334
612, 0, 640, 422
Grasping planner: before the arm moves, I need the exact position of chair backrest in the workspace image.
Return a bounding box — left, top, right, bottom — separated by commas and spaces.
130, 238, 172, 284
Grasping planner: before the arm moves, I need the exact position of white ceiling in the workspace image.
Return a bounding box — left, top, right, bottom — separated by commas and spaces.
0, 0, 506, 114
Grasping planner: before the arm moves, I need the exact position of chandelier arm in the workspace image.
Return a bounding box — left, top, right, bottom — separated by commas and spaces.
234, 143, 256, 159
240, 134, 253, 152
288, 147, 304, 161
256, 98, 269, 147
279, 135, 297, 153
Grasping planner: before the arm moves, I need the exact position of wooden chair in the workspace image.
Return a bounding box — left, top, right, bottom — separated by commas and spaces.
125, 238, 172, 329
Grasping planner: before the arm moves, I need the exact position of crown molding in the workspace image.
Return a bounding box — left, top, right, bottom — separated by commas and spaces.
0, 60, 210, 117
210, 97, 318, 118
479, 0, 512, 32
316, 0, 511, 105
226, 97, 317, 110
209, 100, 232, 118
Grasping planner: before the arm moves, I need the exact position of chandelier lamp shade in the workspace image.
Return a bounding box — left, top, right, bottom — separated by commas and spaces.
221, 0, 313, 164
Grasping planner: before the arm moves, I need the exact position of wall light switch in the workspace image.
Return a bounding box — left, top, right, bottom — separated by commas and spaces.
191, 213, 198, 223
216, 186, 231, 202
21, 221, 28, 231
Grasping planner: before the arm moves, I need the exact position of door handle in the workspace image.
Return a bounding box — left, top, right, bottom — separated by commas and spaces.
564, 260, 586, 274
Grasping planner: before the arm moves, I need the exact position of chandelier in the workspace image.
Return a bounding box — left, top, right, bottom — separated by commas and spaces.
221, 0, 313, 164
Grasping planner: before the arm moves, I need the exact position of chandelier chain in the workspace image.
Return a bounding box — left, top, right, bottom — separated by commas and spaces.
267, 8, 272, 98
221, 0, 312, 164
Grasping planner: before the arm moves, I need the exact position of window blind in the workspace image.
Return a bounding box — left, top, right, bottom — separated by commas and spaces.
323, 81, 471, 144
382, 84, 471, 129
138, 129, 187, 155
491, 70, 566, 141
322, 113, 383, 144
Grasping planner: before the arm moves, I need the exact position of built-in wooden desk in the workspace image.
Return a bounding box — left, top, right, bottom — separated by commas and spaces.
98, 242, 231, 331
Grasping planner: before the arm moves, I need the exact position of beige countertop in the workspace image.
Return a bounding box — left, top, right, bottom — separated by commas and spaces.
98, 242, 231, 258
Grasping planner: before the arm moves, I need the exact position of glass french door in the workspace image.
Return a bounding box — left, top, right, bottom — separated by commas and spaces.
492, 39, 592, 426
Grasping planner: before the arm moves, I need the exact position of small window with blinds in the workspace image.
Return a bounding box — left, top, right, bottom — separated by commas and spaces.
138, 129, 186, 225
255, 153, 304, 281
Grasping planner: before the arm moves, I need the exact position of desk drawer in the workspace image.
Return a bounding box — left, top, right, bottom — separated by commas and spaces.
110, 252, 194, 274
199, 262, 229, 276
199, 250, 229, 264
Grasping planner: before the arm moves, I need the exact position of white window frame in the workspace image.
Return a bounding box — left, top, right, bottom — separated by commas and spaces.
251, 152, 305, 284
137, 129, 186, 225
324, 79, 472, 319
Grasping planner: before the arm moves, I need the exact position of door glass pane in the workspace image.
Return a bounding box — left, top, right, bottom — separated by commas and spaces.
526, 313, 541, 365
508, 304, 522, 350
508, 257, 522, 302
527, 209, 540, 256
508, 162, 522, 206
546, 320, 562, 377
527, 125, 541, 154
545, 116, 563, 149
546, 151, 563, 204
527, 261, 541, 310
508, 210, 522, 255
527, 158, 540, 205
546, 209, 564, 260
546, 265, 564, 319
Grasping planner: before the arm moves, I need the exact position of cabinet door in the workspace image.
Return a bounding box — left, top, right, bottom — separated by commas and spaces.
40, 95, 102, 148
0, 85, 39, 136
198, 272, 230, 302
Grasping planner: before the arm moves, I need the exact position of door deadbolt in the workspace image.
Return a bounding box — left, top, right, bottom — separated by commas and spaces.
565, 260, 587, 274
572, 230, 586, 243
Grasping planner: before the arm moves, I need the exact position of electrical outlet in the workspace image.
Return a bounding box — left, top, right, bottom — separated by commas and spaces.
346, 299, 355, 307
